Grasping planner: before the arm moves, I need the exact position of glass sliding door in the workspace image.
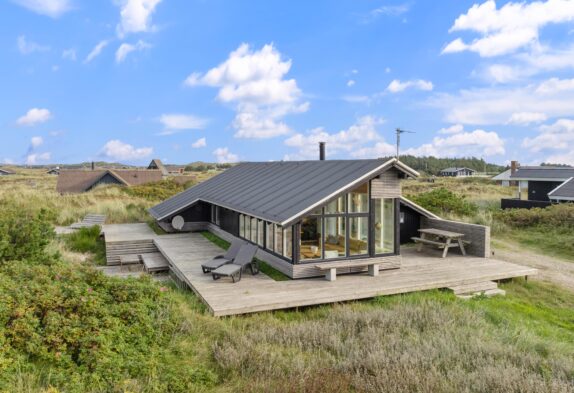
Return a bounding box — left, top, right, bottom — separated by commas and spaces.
324, 216, 345, 259
349, 216, 369, 256
374, 198, 395, 254
300, 217, 322, 260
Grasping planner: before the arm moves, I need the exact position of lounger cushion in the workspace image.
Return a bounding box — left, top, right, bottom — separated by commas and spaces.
201, 258, 231, 270
212, 264, 241, 276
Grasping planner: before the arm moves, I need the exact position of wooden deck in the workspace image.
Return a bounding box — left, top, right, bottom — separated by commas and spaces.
154, 233, 538, 317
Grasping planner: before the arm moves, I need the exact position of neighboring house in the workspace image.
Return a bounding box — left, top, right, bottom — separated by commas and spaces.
57, 169, 163, 193
501, 162, 574, 208
148, 159, 169, 177
492, 169, 514, 186
439, 167, 476, 177
46, 167, 60, 175
548, 178, 574, 202
0, 168, 15, 176
149, 157, 491, 279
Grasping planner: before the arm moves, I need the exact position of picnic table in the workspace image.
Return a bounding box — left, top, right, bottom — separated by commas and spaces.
412, 228, 467, 258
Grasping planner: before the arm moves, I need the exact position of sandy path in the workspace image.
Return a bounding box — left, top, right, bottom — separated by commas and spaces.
492, 239, 574, 291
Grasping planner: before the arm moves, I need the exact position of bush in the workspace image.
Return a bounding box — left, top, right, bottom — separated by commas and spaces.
64, 226, 106, 265
124, 178, 192, 201
407, 188, 478, 217
494, 204, 574, 228
0, 207, 55, 264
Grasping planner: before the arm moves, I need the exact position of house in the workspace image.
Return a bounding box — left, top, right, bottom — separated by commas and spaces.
501, 161, 574, 208
0, 168, 15, 176
149, 154, 491, 279
492, 169, 514, 186
148, 159, 169, 177
57, 169, 163, 193
548, 178, 574, 202
46, 167, 60, 175
439, 167, 476, 177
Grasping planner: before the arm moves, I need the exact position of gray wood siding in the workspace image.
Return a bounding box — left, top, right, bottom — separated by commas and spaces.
371, 168, 401, 198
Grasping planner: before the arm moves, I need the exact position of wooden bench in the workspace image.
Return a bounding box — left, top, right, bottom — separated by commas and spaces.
315, 260, 381, 282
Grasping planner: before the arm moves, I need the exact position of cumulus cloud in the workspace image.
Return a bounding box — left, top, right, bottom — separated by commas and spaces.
100, 140, 153, 160
26, 152, 51, 165
213, 147, 239, 163
184, 43, 308, 139
522, 118, 574, 154
17, 108, 52, 126
30, 136, 43, 148
386, 79, 433, 93
115, 40, 151, 63
429, 77, 574, 125
62, 48, 76, 61
442, 0, 574, 57
158, 114, 208, 135
11, 0, 71, 18
191, 137, 207, 148
285, 116, 385, 159
438, 124, 464, 134
347, 79, 356, 87
17, 35, 50, 54
116, 0, 162, 37
404, 128, 505, 157
507, 112, 547, 125
84, 40, 109, 64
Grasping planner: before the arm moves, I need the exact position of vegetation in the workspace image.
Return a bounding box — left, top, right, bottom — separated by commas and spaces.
389, 155, 505, 175
407, 187, 478, 217
124, 178, 195, 201
63, 226, 106, 265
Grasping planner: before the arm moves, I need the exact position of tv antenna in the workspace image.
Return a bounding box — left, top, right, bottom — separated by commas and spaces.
395, 128, 415, 159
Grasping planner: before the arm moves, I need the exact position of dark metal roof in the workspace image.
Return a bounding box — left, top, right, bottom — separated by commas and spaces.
548, 177, 574, 200
149, 158, 418, 225
511, 166, 574, 180
440, 167, 476, 173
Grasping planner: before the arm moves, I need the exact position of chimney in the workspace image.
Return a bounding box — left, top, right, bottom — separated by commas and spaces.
319, 142, 326, 161
510, 160, 519, 175
91, 161, 95, 171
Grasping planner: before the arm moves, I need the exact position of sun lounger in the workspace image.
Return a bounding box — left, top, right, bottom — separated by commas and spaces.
211, 243, 259, 283
201, 239, 245, 274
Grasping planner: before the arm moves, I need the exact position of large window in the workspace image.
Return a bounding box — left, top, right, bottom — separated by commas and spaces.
257, 219, 264, 247
275, 224, 283, 255
266, 222, 274, 250
324, 216, 345, 259
325, 196, 345, 214
300, 217, 322, 260
245, 216, 251, 241
239, 215, 245, 238
250, 217, 257, 242
349, 183, 369, 213
374, 198, 395, 254
283, 226, 293, 259
349, 216, 369, 256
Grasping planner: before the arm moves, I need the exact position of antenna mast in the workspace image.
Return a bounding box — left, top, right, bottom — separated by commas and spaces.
395, 128, 415, 160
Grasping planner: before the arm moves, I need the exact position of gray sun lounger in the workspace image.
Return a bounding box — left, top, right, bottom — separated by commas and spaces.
211, 243, 259, 283
201, 239, 245, 274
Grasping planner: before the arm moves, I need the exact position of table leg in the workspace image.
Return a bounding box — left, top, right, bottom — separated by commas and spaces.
417, 232, 425, 252
457, 238, 466, 256
442, 238, 451, 258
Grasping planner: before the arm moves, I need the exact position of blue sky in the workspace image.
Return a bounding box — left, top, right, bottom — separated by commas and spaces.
2, 0, 574, 166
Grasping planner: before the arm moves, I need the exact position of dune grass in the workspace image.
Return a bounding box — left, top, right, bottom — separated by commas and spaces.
63, 225, 107, 265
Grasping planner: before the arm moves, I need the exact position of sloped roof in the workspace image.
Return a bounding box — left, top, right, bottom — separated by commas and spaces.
440, 167, 476, 173
548, 177, 574, 201
57, 169, 163, 193
148, 159, 169, 176
149, 158, 419, 225
511, 166, 574, 180
0, 168, 15, 175
399, 196, 440, 219
492, 169, 512, 181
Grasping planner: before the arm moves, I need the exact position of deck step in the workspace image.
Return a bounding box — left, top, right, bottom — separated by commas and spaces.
141, 252, 170, 273
105, 239, 159, 266
448, 281, 498, 295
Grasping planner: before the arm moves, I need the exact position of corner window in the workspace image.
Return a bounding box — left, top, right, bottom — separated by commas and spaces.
300, 217, 322, 260
374, 198, 395, 254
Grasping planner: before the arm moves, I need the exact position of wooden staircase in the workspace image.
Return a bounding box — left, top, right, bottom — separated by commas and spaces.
105, 239, 158, 266
447, 281, 506, 299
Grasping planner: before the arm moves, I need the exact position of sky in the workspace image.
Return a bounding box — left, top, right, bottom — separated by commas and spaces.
2, 0, 574, 166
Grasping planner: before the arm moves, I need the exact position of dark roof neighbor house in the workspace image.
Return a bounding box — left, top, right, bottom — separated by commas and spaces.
149, 156, 492, 279
548, 177, 574, 202
439, 167, 476, 177
57, 169, 163, 193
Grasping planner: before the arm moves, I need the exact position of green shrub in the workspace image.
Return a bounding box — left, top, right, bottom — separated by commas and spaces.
0, 207, 55, 264
407, 188, 478, 217
494, 204, 574, 228
64, 226, 106, 265
124, 178, 194, 202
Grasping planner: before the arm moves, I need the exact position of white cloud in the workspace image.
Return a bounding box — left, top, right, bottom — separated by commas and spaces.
429, 77, 574, 125
545, 151, 574, 165
158, 114, 208, 135
213, 147, 239, 163
30, 136, 43, 148
507, 112, 547, 125
116, 0, 162, 37
443, 0, 574, 57
404, 128, 505, 157
62, 48, 76, 61
342, 95, 371, 104
84, 40, 109, 64
26, 152, 51, 165
285, 116, 385, 159
184, 43, 308, 139
386, 79, 433, 93
361, 3, 410, 23
438, 124, 464, 134
11, 0, 71, 18
115, 40, 151, 63
100, 140, 153, 160
191, 137, 206, 148
16, 108, 52, 126
347, 79, 356, 87
17, 35, 50, 54
522, 118, 574, 154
